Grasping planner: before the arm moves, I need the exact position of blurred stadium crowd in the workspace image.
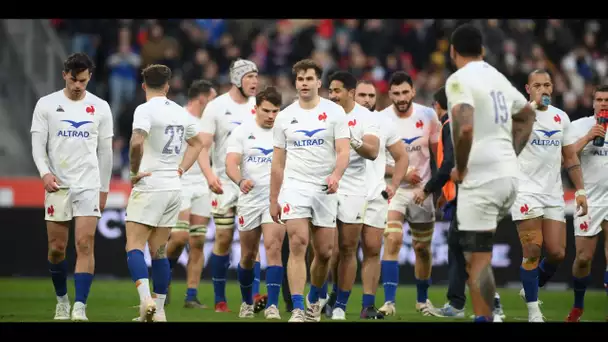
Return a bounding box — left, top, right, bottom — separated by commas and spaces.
50, 18, 608, 181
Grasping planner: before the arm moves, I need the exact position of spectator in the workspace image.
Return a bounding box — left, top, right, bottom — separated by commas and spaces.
106, 27, 141, 122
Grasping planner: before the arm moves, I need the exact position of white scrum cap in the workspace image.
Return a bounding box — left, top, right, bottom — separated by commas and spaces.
230, 59, 258, 88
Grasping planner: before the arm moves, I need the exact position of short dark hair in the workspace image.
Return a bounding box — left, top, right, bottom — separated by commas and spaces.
187, 80, 215, 100
142, 64, 172, 90
389, 71, 413, 88
329, 71, 357, 90
256, 86, 282, 107
528, 69, 551, 83
594, 85, 608, 97
63, 53, 95, 76
433, 86, 448, 110
292, 59, 323, 79
451, 23, 483, 58
356, 80, 376, 89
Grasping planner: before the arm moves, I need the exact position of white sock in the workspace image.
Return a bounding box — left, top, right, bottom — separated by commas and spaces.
136, 279, 151, 301
154, 293, 166, 310
494, 292, 500, 299
57, 294, 69, 304
527, 301, 540, 314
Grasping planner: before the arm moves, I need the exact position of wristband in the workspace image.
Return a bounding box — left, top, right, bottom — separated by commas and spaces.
238, 179, 244, 186
575, 189, 587, 197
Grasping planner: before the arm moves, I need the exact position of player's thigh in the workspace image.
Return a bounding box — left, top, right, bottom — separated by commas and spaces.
189, 213, 210, 238
262, 221, 286, 251
47, 220, 70, 251
337, 194, 366, 225
45, 189, 73, 222
361, 224, 383, 255
542, 215, 566, 255
211, 183, 239, 216
363, 197, 389, 230
285, 218, 311, 254
125, 221, 153, 251
457, 178, 516, 233
157, 191, 183, 229
387, 188, 409, 217
237, 206, 263, 249
311, 192, 338, 228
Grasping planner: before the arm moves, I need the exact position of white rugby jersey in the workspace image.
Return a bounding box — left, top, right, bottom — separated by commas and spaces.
339, 102, 380, 196
199, 93, 256, 181
570, 116, 608, 206
381, 102, 440, 189
516, 105, 577, 196
132, 96, 199, 192
445, 60, 528, 188
226, 120, 274, 207
30, 90, 113, 190
180, 108, 209, 189
273, 97, 350, 189
365, 113, 401, 200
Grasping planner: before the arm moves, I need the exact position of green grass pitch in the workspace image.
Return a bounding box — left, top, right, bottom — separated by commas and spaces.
0, 277, 605, 322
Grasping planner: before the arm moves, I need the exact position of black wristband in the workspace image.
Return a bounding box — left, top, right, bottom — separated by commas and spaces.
237, 179, 244, 186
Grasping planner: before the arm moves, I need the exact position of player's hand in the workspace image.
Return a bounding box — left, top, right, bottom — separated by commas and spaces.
325, 174, 340, 194
207, 174, 224, 194
404, 168, 421, 185
384, 184, 396, 200
270, 201, 282, 224
450, 168, 467, 184
130, 172, 151, 187
575, 193, 588, 217
412, 188, 428, 205
436, 194, 447, 210
239, 179, 255, 194
99, 191, 108, 212
42, 173, 60, 193
586, 124, 606, 142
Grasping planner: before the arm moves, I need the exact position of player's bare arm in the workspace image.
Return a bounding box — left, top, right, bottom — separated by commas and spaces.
97, 136, 113, 211
562, 145, 588, 216
199, 132, 223, 194
352, 134, 379, 160
226, 152, 254, 194
386, 141, 409, 199
180, 133, 205, 175
450, 103, 474, 177
327, 138, 350, 193
570, 124, 606, 156
269, 146, 286, 223
511, 103, 536, 156
129, 128, 151, 185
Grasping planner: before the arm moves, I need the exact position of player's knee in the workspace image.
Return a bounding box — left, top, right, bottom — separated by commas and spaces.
189, 235, 205, 250
521, 244, 541, 270
545, 247, 565, 263
75, 234, 95, 257
48, 245, 66, 262
338, 237, 358, 257
288, 233, 308, 257
264, 239, 282, 261
574, 249, 593, 269
362, 241, 381, 260
384, 232, 402, 252
240, 249, 256, 268
314, 244, 333, 263
413, 241, 431, 261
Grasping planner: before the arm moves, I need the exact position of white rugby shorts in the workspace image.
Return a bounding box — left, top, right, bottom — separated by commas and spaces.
44, 188, 101, 221
363, 196, 389, 229
510, 192, 565, 223
180, 184, 211, 218
126, 190, 181, 228
457, 177, 518, 232
278, 187, 338, 228
388, 188, 435, 223
337, 193, 366, 224
573, 206, 608, 237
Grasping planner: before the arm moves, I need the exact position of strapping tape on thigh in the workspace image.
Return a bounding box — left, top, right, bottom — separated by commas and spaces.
189, 224, 207, 236
411, 226, 434, 242
384, 220, 403, 234
214, 215, 235, 230
172, 220, 190, 231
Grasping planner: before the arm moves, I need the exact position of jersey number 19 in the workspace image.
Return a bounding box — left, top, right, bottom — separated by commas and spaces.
163, 125, 185, 155
490, 91, 509, 124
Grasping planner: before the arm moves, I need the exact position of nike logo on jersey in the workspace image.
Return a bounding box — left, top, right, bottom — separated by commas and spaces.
252, 147, 273, 155
536, 129, 561, 137
295, 128, 326, 137
402, 136, 422, 144
61, 120, 93, 128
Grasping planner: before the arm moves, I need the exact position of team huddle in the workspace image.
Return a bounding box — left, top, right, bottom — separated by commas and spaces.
31, 23, 608, 323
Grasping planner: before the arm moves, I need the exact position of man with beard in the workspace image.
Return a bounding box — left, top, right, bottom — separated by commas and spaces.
355, 80, 378, 112
377, 71, 441, 316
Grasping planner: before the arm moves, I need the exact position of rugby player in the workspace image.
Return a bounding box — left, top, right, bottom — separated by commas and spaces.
125, 64, 204, 322
355, 80, 378, 112
378, 71, 441, 316
321, 71, 380, 320
199, 59, 260, 312
165, 80, 217, 308
445, 23, 536, 322
513, 69, 587, 322
565, 85, 608, 322
31, 52, 113, 321
270, 59, 350, 322
226, 86, 285, 319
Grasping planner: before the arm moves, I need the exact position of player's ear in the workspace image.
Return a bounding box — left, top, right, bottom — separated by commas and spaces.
62, 71, 67, 80
525, 84, 531, 95
164, 83, 170, 95
348, 88, 355, 99
481, 46, 486, 58
317, 79, 322, 89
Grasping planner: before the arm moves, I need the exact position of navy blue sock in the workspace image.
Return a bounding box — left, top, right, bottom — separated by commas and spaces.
186, 288, 197, 301
211, 253, 230, 304
308, 285, 320, 303
573, 275, 590, 309
381, 260, 398, 303
292, 294, 304, 310
168, 258, 178, 271
335, 289, 351, 310
332, 282, 338, 294
74, 273, 94, 304
538, 258, 558, 288
252, 261, 261, 296
474, 316, 492, 322
48, 260, 68, 297
151, 258, 170, 295
237, 264, 255, 305
362, 294, 375, 308
520, 266, 539, 302
127, 249, 149, 282
265, 266, 283, 308
415, 278, 431, 303
320, 281, 328, 299
604, 269, 608, 294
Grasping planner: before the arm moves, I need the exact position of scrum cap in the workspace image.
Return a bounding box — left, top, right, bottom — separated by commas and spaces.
230, 59, 258, 88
